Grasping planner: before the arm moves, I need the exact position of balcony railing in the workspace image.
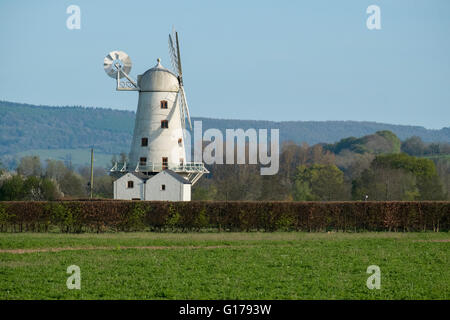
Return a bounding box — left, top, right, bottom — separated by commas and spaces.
110, 161, 209, 174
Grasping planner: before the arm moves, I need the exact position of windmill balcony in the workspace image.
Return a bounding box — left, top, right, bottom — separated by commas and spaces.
110, 161, 209, 174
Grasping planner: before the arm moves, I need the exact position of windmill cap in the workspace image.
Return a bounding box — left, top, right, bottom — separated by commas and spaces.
138, 59, 179, 92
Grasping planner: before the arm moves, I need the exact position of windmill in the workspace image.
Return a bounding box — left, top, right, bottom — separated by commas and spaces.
104, 29, 208, 201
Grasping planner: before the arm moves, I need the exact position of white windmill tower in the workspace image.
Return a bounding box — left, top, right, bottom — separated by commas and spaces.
105, 30, 208, 201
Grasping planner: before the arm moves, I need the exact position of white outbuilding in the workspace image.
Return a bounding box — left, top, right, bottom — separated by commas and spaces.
113, 169, 191, 201
113, 172, 146, 200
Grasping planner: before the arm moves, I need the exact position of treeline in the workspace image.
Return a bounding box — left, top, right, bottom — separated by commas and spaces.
1, 101, 449, 170
0, 201, 448, 233
193, 131, 450, 201
0, 157, 113, 201
0, 130, 449, 202
401, 136, 450, 156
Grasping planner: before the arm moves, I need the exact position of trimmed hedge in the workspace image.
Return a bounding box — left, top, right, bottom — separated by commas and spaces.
0, 201, 448, 233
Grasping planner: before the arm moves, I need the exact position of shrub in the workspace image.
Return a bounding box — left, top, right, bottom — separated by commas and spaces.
0, 200, 447, 233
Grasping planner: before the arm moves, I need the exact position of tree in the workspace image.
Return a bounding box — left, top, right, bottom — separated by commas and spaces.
325, 131, 401, 155
260, 174, 290, 200
59, 171, 86, 198
335, 150, 375, 180
0, 175, 24, 200
428, 143, 441, 156
374, 130, 401, 154
17, 156, 42, 177
45, 160, 68, 182
434, 159, 450, 200
78, 166, 107, 181
76, 166, 113, 198
192, 185, 217, 200
293, 179, 313, 201
352, 167, 419, 201
0, 175, 61, 201
294, 164, 348, 201
22, 176, 43, 200
376, 153, 443, 199
401, 136, 426, 156
352, 153, 444, 200
40, 178, 61, 200
93, 175, 114, 198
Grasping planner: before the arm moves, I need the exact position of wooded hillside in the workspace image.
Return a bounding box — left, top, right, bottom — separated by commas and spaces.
1, 100, 448, 160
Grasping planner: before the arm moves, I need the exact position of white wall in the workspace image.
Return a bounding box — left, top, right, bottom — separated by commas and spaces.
183, 184, 191, 201
113, 173, 144, 200
144, 171, 190, 201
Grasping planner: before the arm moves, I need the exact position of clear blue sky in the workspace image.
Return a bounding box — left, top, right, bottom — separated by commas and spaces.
1, 0, 449, 129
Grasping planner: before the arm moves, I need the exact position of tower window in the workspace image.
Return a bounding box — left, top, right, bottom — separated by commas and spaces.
180, 158, 184, 166
161, 184, 166, 191
139, 157, 147, 166
141, 137, 148, 146
127, 181, 134, 188
161, 120, 169, 129
160, 100, 168, 109
178, 138, 182, 146
162, 157, 168, 170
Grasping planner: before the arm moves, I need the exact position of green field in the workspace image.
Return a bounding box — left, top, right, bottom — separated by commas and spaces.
0, 232, 448, 300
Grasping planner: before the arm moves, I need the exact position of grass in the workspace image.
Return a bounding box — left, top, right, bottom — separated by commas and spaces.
0, 232, 448, 300
423, 154, 450, 160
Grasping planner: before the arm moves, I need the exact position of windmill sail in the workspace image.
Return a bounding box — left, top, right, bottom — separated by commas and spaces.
103, 50, 132, 78
180, 86, 192, 130
168, 34, 179, 75
168, 29, 192, 130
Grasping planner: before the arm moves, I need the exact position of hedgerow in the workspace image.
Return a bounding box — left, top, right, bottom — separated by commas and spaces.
0, 201, 448, 233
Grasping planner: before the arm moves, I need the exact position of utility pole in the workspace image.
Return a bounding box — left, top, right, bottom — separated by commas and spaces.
90, 148, 94, 199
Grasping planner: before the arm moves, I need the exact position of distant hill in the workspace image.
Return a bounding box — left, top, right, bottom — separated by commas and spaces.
0, 100, 449, 168
195, 117, 449, 145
